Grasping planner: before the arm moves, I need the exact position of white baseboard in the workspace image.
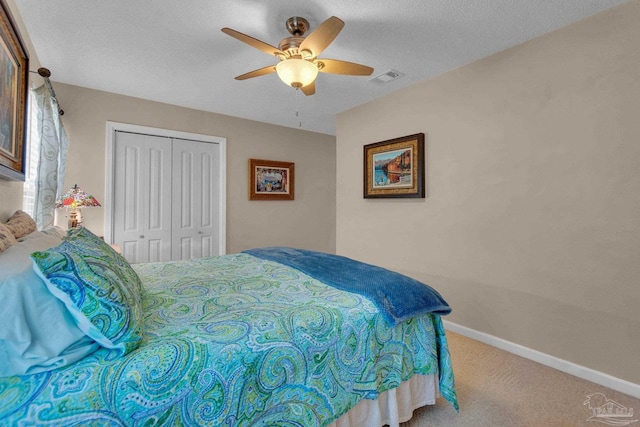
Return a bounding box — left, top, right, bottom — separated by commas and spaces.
442, 320, 640, 399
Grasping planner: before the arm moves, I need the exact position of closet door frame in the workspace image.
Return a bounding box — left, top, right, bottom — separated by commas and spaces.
104, 121, 227, 255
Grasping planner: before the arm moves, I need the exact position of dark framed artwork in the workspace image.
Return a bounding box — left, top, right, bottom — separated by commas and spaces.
0, 0, 28, 181
249, 158, 295, 200
363, 133, 425, 199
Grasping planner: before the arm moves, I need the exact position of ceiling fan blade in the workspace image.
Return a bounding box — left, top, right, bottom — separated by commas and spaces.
317, 59, 374, 76
222, 28, 284, 57
235, 65, 277, 80
301, 81, 316, 96
299, 16, 344, 58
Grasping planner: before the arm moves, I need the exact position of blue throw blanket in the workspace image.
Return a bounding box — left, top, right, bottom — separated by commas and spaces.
243, 247, 451, 325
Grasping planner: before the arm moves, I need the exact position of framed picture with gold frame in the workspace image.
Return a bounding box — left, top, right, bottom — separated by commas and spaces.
0, 0, 29, 181
249, 158, 295, 200
363, 133, 425, 199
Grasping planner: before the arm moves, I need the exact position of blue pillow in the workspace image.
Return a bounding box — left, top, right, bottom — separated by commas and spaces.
31, 228, 143, 356
0, 231, 99, 377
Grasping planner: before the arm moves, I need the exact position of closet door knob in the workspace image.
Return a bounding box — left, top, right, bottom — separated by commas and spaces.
139, 235, 145, 239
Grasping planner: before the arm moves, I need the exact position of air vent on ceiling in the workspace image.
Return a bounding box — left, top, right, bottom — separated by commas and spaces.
369, 69, 405, 85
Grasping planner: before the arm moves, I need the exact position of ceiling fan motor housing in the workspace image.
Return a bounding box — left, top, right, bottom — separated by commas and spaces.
286, 17, 309, 36
278, 36, 305, 57
280, 17, 315, 59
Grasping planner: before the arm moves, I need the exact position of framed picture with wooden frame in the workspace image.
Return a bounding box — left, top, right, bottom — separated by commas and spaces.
0, 0, 29, 181
363, 133, 425, 199
249, 158, 295, 200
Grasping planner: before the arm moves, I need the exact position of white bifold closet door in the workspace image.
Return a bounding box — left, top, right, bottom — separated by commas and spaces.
113, 131, 220, 263
171, 138, 220, 260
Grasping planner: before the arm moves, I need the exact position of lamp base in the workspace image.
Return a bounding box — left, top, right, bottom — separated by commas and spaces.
68, 211, 79, 229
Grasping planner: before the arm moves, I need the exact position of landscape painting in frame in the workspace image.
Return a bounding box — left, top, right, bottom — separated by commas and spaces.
249, 158, 295, 200
0, 0, 28, 180
364, 133, 425, 199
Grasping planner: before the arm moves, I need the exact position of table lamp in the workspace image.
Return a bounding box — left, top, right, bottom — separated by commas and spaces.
55, 184, 101, 228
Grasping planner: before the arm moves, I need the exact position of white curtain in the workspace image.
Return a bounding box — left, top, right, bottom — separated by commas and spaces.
31, 85, 68, 230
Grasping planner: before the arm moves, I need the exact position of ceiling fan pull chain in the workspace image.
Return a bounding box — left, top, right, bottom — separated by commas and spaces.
295, 89, 302, 128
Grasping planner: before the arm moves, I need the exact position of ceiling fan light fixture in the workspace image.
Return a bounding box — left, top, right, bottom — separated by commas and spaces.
223, 15, 371, 95
276, 59, 318, 88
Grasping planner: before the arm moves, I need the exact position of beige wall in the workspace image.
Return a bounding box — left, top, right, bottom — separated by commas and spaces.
336, 1, 640, 384
51, 83, 336, 254
0, 181, 23, 220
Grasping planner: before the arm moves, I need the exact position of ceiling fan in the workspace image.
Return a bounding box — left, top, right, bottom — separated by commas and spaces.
221, 16, 374, 96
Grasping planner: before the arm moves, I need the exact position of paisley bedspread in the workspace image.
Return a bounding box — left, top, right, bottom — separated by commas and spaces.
0, 253, 457, 426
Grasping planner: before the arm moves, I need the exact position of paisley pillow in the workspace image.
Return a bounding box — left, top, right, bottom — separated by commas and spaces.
0, 223, 17, 253
5, 210, 37, 239
63, 227, 144, 297
31, 228, 144, 356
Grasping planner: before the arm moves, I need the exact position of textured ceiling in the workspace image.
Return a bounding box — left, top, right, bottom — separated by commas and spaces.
14, 0, 628, 135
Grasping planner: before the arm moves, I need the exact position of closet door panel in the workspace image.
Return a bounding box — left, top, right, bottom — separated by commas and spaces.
200, 235, 214, 258
113, 132, 172, 263
148, 239, 163, 263
122, 145, 140, 233
148, 148, 164, 231
171, 138, 220, 260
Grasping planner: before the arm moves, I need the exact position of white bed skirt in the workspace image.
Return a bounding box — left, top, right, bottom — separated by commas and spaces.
327, 374, 438, 427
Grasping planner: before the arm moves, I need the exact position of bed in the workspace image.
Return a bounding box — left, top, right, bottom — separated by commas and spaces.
0, 220, 458, 426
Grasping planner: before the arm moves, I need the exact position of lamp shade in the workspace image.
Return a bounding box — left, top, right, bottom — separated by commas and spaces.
55, 184, 101, 209
276, 59, 319, 88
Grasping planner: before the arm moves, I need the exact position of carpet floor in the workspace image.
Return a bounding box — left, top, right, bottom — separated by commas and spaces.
401, 331, 639, 427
